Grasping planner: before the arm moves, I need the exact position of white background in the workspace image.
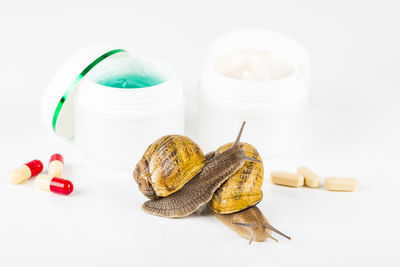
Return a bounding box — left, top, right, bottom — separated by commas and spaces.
1, 0, 400, 266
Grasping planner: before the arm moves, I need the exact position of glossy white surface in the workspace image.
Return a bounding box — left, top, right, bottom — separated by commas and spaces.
1, 0, 399, 266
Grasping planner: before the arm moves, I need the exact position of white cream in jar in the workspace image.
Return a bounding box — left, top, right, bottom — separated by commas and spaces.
212, 49, 295, 81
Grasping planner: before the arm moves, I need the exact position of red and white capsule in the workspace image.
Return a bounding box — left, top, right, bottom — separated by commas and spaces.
48, 153, 64, 178
35, 175, 73, 195
9, 159, 44, 185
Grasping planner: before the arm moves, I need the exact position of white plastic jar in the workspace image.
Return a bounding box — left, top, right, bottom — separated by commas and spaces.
42, 44, 184, 170
197, 29, 310, 157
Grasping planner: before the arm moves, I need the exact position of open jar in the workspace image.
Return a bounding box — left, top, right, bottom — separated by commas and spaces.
41, 44, 184, 170
197, 29, 310, 158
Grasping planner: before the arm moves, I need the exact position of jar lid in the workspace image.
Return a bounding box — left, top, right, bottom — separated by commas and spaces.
41, 43, 128, 139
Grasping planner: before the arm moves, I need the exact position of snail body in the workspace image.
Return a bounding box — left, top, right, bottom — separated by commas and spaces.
213, 206, 291, 244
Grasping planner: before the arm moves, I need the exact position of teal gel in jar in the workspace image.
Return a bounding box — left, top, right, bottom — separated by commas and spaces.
75, 53, 185, 170
88, 55, 168, 89
98, 74, 164, 89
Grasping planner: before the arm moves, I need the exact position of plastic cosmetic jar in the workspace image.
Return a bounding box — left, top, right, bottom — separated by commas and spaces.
197, 29, 310, 158
42, 44, 184, 170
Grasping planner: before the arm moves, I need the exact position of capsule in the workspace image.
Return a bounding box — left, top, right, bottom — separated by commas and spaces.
324, 177, 358, 192
9, 159, 43, 185
35, 174, 73, 195
48, 153, 64, 178
270, 171, 304, 187
297, 166, 320, 188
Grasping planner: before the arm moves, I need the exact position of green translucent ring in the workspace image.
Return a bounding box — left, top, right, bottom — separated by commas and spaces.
52, 49, 127, 132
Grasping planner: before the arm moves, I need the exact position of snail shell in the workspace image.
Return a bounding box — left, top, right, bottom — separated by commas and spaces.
133, 135, 205, 199
210, 142, 263, 214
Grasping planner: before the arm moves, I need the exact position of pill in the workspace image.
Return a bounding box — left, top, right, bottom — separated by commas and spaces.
9, 159, 43, 185
48, 153, 64, 178
35, 174, 73, 195
324, 177, 358, 192
270, 171, 304, 187
297, 166, 320, 188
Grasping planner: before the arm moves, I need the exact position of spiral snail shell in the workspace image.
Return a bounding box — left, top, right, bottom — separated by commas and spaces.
210, 142, 263, 214
133, 135, 205, 199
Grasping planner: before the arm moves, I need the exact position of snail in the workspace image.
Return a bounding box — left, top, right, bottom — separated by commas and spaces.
133, 121, 291, 243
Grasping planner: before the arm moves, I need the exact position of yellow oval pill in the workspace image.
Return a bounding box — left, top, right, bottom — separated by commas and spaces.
297, 166, 320, 188
324, 177, 358, 192
270, 171, 304, 187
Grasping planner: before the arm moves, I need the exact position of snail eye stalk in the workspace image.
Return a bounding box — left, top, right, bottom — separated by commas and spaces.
262, 223, 291, 240
234, 121, 246, 146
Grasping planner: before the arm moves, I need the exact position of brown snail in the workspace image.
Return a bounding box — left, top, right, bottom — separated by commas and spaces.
133, 121, 291, 243
207, 141, 290, 243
